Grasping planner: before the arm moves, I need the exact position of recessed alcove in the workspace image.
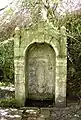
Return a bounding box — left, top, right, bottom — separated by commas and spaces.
25, 43, 56, 101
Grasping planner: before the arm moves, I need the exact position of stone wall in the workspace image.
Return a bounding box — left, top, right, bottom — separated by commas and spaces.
14, 21, 67, 107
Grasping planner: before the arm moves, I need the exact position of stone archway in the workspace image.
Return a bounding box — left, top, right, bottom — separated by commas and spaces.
14, 24, 67, 107
25, 43, 56, 100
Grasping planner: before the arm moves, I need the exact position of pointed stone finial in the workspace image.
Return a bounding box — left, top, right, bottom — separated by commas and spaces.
15, 27, 20, 36
60, 26, 66, 35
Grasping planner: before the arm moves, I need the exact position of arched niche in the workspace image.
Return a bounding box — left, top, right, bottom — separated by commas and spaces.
25, 42, 56, 100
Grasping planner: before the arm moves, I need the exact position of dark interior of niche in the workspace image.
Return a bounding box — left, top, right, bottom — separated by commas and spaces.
25, 99, 54, 108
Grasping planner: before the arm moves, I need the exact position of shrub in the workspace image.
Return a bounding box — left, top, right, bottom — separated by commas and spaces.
0, 38, 14, 83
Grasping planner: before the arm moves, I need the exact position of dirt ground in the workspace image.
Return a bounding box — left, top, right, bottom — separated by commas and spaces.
0, 103, 81, 120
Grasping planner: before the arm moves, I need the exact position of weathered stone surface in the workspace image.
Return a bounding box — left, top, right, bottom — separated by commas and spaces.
26, 43, 55, 99
21, 108, 45, 120
40, 108, 51, 119
14, 22, 67, 107
55, 57, 67, 107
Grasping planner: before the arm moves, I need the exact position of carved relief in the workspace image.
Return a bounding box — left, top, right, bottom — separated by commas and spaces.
27, 43, 55, 99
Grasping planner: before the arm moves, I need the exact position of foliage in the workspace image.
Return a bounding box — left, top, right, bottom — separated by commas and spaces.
0, 98, 20, 108
65, 12, 81, 98
0, 38, 14, 83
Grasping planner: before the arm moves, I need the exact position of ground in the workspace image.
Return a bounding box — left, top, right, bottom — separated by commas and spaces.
0, 103, 81, 120
0, 83, 81, 120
